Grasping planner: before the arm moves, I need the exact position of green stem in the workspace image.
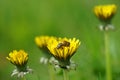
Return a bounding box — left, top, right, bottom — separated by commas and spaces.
63, 69, 69, 80
20, 76, 26, 80
98, 72, 102, 80
104, 31, 112, 80
48, 63, 55, 80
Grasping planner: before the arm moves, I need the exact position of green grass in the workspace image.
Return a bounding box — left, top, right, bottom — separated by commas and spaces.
0, 0, 120, 80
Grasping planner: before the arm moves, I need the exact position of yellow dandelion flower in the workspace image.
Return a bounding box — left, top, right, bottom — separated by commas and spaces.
6, 50, 28, 66
47, 38, 81, 67
94, 4, 117, 21
6, 50, 32, 78
35, 36, 57, 50
35, 36, 49, 48
35, 35, 57, 53
35, 36, 57, 64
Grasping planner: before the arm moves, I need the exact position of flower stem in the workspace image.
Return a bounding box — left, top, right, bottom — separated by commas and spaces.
63, 69, 69, 80
20, 76, 26, 80
48, 63, 56, 80
104, 31, 112, 80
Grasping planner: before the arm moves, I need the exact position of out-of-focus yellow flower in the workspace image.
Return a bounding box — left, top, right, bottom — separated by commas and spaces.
35, 36, 57, 64
35, 36, 50, 48
6, 50, 28, 66
94, 4, 117, 21
35, 36, 56, 48
35, 36, 57, 53
47, 38, 80, 68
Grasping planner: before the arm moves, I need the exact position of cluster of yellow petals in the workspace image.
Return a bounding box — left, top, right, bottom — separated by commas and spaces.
94, 4, 117, 20
47, 37, 81, 60
35, 36, 56, 48
6, 50, 28, 66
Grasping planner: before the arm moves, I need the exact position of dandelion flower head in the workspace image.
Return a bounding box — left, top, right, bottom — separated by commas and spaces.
94, 4, 117, 21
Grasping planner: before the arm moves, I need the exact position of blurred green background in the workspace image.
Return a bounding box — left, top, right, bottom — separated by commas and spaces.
0, 0, 120, 80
